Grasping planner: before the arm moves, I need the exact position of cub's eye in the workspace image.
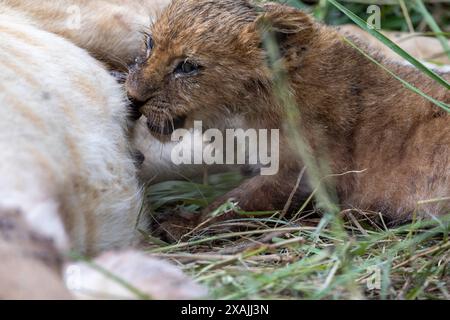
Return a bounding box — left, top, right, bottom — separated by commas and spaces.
134, 56, 145, 65
134, 35, 153, 65
174, 60, 200, 76
145, 35, 154, 58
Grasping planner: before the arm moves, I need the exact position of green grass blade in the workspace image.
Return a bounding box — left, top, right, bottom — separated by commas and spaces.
327, 0, 450, 90
342, 36, 450, 113
414, 0, 450, 61
398, 0, 415, 33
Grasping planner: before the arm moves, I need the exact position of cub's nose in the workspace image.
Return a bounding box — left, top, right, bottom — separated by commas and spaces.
125, 73, 150, 120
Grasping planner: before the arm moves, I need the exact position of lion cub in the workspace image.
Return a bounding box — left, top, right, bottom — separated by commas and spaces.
126, 0, 449, 226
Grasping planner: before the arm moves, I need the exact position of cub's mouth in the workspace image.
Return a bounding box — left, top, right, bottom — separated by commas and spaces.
126, 97, 187, 136
146, 114, 187, 136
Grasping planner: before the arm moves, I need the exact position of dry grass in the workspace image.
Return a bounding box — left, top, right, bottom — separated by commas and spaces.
143, 173, 449, 300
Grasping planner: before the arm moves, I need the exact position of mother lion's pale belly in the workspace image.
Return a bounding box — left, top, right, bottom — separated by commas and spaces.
0, 11, 144, 255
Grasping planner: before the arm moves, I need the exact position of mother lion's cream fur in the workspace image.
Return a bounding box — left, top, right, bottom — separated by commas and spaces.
0, 0, 168, 70
0, 9, 144, 254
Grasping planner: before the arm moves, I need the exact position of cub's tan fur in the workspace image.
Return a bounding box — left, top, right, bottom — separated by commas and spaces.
127, 0, 450, 226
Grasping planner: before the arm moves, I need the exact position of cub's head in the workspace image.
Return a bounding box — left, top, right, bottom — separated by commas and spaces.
126, 0, 314, 138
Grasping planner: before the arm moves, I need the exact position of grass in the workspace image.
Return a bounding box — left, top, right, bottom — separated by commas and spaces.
142, 0, 449, 300
144, 173, 450, 300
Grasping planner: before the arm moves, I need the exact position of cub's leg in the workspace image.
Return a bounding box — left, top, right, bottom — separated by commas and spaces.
199, 161, 311, 230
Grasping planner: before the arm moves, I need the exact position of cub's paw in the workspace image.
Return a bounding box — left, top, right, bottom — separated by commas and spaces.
151, 211, 200, 243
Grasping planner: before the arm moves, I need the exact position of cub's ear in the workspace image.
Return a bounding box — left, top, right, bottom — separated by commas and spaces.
255, 2, 315, 53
